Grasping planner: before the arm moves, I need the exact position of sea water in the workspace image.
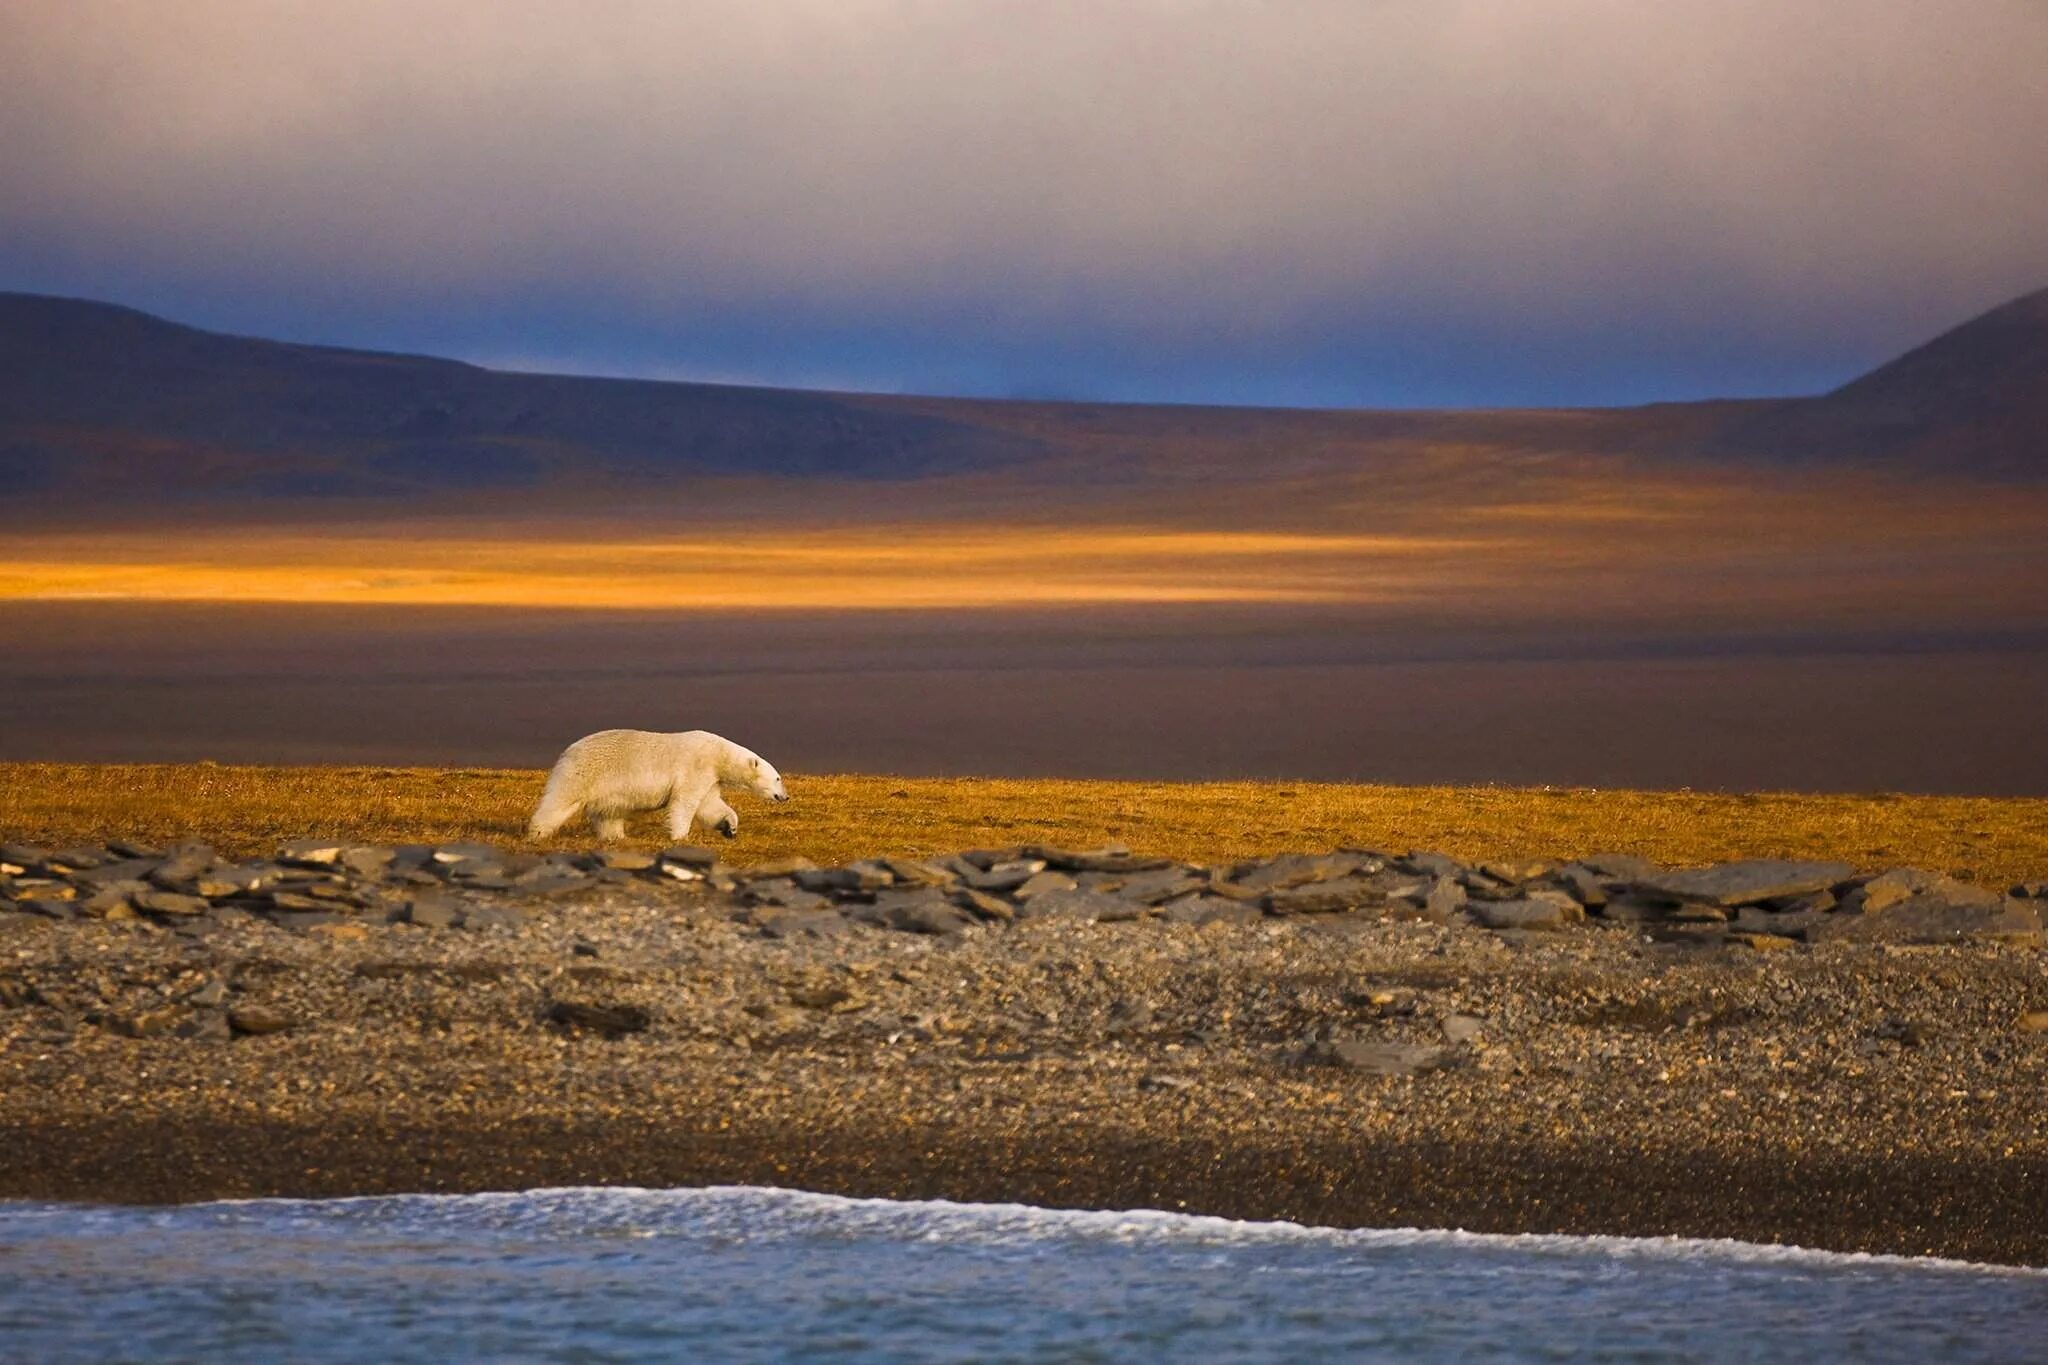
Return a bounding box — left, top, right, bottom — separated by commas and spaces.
0, 1187, 2042, 1362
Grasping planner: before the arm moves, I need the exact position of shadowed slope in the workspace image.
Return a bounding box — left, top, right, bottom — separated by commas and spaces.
1711, 286, 2048, 476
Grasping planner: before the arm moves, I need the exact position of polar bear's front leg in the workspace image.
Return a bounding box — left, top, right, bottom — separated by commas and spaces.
589, 813, 627, 842
665, 775, 720, 842
693, 791, 740, 839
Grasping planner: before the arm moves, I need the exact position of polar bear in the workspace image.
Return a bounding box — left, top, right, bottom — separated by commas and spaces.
526, 729, 788, 843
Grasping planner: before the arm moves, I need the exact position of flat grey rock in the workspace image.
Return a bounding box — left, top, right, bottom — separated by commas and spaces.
1631, 859, 1855, 907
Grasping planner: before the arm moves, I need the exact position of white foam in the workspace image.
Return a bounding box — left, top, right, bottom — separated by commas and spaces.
160, 1184, 2048, 1278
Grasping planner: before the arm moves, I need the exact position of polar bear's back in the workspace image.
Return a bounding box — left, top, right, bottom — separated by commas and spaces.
550, 729, 724, 809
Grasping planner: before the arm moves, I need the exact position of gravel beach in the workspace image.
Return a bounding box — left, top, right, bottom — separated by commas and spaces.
4, 838, 2045, 1265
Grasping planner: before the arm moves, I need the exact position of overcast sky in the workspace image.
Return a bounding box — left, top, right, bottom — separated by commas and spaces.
3, 1, 2045, 407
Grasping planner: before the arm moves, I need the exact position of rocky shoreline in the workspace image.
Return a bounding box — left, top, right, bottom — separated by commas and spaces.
4, 837, 2046, 1264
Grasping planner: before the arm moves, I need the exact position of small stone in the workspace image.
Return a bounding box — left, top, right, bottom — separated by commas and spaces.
1729, 932, 1799, 952
795, 866, 891, 893
1549, 865, 1609, 908
81, 881, 148, 916
173, 1009, 234, 1042
1304, 1039, 1451, 1076
72, 858, 163, 887
2009, 881, 2047, 900
595, 850, 656, 872
135, 890, 210, 917
1398, 850, 1465, 878
963, 859, 1048, 893
1471, 898, 1574, 931
737, 856, 818, 880
1423, 878, 1468, 922
788, 982, 860, 1011
228, 1005, 295, 1036
1440, 1014, 1485, 1045
545, 1000, 651, 1036
278, 838, 345, 865
2017, 1010, 2048, 1033
404, 897, 465, 929
885, 899, 976, 936
109, 1006, 185, 1038
336, 846, 397, 877
949, 887, 1015, 921
756, 909, 852, 939
105, 838, 164, 859
185, 978, 228, 1008
876, 857, 955, 888
1009, 869, 1078, 901
743, 880, 831, 912
1138, 1074, 1196, 1092
1577, 853, 1662, 881
148, 851, 217, 889
463, 904, 529, 931
1481, 859, 1552, 884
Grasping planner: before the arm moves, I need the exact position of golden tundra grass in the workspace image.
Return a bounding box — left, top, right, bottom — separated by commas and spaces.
3, 763, 2043, 885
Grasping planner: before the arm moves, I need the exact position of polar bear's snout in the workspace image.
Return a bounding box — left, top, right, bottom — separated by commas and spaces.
751, 756, 790, 802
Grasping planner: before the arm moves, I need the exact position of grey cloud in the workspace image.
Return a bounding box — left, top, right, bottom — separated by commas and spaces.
2, 0, 2044, 401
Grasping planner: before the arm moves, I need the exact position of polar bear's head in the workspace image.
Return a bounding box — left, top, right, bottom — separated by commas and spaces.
723, 742, 789, 803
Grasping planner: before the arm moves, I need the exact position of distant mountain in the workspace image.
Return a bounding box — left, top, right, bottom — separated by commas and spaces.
0, 292, 1042, 500
1707, 286, 2048, 477
0, 286, 2040, 509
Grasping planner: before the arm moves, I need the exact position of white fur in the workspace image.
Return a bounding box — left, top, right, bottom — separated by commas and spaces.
527, 729, 788, 843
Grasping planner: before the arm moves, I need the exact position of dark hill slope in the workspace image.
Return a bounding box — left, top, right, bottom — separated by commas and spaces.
1709, 287, 2048, 477
0, 293, 1041, 498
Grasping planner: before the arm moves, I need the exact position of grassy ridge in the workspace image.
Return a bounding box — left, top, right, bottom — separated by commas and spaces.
3, 763, 2043, 884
